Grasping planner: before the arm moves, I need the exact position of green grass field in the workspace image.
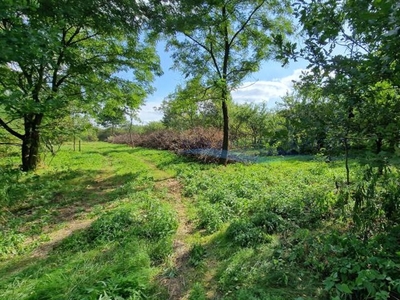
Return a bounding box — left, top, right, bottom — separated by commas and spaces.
0, 142, 399, 299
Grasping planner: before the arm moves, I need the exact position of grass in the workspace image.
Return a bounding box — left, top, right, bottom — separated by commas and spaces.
1, 142, 399, 299
0, 142, 182, 299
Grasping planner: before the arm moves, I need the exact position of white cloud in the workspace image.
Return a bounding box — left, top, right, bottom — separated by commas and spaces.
137, 68, 307, 123
232, 68, 306, 105
136, 101, 163, 124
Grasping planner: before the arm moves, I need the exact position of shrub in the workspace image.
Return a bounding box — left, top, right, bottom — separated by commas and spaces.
276, 230, 400, 300
251, 211, 288, 234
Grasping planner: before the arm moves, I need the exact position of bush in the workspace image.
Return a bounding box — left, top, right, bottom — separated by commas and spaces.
276, 229, 400, 300
251, 211, 288, 234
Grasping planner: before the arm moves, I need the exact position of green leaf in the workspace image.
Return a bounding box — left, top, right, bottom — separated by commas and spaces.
336, 283, 352, 294
324, 278, 336, 290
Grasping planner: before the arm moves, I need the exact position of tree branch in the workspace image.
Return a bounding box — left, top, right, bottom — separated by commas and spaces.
0, 118, 24, 140
228, 0, 266, 48
69, 33, 99, 46
32, 64, 45, 102
208, 28, 222, 78
183, 32, 222, 77
64, 27, 82, 46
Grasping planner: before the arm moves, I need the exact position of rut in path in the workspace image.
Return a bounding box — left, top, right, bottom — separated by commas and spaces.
155, 177, 195, 300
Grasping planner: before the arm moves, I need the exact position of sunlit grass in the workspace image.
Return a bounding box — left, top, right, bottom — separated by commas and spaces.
1, 142, 396, 299
0, 142, 178, 300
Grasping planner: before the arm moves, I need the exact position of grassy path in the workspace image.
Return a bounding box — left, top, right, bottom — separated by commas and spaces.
2, 142, 356, 300
0, 143, 208, 300
137, 155, 196, 299
156, 178, 193, 299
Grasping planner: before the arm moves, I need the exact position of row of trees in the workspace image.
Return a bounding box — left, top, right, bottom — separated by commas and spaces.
158, 78, 400, 157
1, 0, 399, 170
0, 0, 295, 170
157, 0, 400, 159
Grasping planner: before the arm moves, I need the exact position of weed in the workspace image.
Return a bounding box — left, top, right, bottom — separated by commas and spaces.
197, 201, 224, 233
226, 219, 273, 247
2, 142, 400, 300
189, 244, 207, 267
188, 282, 207, 300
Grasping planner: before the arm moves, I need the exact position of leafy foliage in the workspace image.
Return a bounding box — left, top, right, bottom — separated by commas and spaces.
0, 0, 161, 171
159, 0, 294, 163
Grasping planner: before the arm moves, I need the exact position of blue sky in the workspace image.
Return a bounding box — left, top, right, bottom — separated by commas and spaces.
133, 42, 309, 123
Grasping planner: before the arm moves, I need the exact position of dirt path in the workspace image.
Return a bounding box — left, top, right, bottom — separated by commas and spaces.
29, 219, 94, 258
155, 177, 195, 300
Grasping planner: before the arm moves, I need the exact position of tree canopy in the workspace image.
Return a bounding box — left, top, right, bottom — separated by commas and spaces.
159, 0, 294, 164
0, 0, 161, 170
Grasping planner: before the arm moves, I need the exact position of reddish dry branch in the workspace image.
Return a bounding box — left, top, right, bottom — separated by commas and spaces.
109, 127, 223, 152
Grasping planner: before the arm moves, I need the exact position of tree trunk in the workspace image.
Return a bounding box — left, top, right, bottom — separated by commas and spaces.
220, 95, 229, 165
220, 4, 229, 166
344, 137, 350, 185
375, 137, 383, 154
21, 114, 43, 171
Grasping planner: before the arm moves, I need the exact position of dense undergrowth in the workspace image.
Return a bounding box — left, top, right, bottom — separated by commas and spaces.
1, 142, 399, 299
182, 161, 400, 300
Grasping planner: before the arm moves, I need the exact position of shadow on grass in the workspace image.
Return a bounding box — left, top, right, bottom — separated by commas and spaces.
0, 238, 167, 300
82, 146, 145, 157
92, 146, 199, 169
3, 169, 143, 235
181, 230, 324, 300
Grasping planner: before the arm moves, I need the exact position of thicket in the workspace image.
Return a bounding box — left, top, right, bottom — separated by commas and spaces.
173, 158, 400, 299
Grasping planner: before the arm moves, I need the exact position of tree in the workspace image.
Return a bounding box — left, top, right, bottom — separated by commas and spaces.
96, 102, 127, 135
0, 0, 161, 171
230, 102, 272, 148
159, 0, 294, 164
159, 77, 221, 130
279, 84, 348, 154
292, 0, 399, 153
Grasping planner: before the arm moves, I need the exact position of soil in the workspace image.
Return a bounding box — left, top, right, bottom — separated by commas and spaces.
155, 178, 195, 300
30, 219, 94, 258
